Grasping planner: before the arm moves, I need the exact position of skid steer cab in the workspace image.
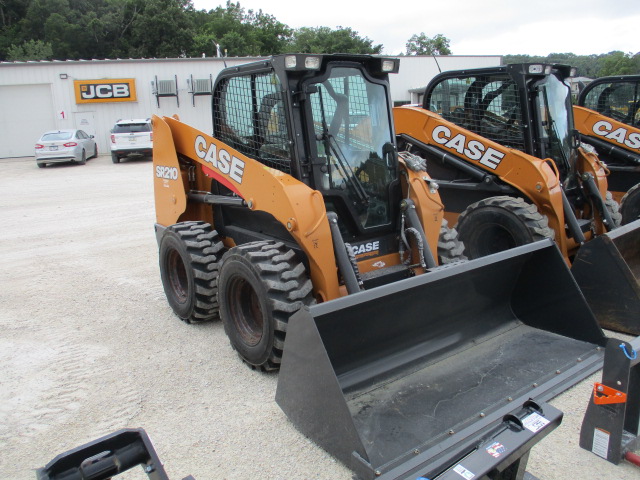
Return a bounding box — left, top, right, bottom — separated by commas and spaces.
153, 53, 466, 373
152, 55, 612, 479
394, 63, 640, 334
574, 74, 640, 224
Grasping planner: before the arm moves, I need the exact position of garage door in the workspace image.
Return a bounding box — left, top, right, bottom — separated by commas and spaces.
0, 84, 55, 158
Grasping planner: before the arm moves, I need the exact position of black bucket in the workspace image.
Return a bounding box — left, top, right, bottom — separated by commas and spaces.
572, 218, 640, 335
276, 240, 606, 480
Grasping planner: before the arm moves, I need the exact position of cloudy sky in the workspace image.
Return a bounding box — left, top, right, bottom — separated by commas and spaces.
191, 0, 639, 56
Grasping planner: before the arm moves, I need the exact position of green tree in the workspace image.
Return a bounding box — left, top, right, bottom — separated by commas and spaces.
6, 38, 53, 60
405, 33, 451, 55
288, 26, 382, 54
599, 51, 638, 76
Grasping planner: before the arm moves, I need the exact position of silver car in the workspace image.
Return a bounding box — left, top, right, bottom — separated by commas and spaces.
35, 129, 98, 168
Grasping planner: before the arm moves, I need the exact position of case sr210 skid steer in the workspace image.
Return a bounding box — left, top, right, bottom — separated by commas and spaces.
394, 63, 640, 335
153, 55, 609, 479
574, 74, 640, 224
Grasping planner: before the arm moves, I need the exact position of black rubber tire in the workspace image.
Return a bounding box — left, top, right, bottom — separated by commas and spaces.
77, 150, 86, 165
620, 184, 640, 225
37, 162, 46, 168
111, 153, 120, 164
159, 221, 225, 323
91, 145, 98, 159
455, 196, 555, 260
437, 218, 467, 264
604, 191, 622, 228
218, 241, 314, 372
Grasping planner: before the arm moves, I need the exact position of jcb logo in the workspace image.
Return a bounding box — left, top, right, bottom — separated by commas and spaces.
74, 79, 137, 104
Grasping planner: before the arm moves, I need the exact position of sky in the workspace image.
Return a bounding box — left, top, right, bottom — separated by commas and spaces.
190, 0, 640, 57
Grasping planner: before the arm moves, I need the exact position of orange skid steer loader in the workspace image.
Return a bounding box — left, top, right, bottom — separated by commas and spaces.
394, 63, 640, 335
574, 74, 640, 224
152, 55, 608, 479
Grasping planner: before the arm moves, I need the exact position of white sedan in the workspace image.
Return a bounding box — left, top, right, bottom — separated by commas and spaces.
35, 129, 98, 168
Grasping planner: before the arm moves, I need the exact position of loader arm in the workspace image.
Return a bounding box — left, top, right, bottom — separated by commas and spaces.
393, 106, 576, 258
152, 114, 342, 302
574, 105, 640, 203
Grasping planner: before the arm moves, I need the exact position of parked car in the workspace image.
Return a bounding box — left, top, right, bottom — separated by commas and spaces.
35, 129, 97, 168
110, 118, 153, 163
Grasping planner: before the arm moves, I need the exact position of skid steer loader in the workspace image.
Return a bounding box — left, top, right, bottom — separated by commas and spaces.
574, 74, 640, 224
394, 63, 640, 334
153, 54, 609, 479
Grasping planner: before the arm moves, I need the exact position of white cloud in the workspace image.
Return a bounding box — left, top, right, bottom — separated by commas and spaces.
190, 0, 640, 56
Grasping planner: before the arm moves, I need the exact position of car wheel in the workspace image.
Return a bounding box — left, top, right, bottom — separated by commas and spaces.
91, 145, 98, 159
37, 162, 46, 168
111, 153, 120, 164
78, 150, 86, 165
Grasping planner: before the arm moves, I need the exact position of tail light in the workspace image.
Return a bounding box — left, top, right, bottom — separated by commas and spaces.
111, 134, 115, 143
35, 144, 44, 149
63, 142, 78, 147
150, 132, 153, 141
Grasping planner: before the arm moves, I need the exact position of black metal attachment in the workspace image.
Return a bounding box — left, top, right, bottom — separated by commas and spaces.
276, 240, 606, 479
579, 336, 640, 464
571, 218, 640, 334
36, 428, 194, 480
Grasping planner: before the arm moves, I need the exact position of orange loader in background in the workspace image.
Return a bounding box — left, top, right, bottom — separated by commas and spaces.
394, 63, 640, 334
151, 54, 611, 480
574, 74, 640, 224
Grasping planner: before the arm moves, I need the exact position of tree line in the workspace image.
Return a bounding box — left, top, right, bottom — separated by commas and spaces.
1, 0, 638, 78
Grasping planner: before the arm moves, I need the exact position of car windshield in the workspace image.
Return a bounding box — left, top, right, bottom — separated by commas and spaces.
307, 66, 395, 229
535, 74, 574, 171
42, 132, 73, 141
113, 123, 150, 133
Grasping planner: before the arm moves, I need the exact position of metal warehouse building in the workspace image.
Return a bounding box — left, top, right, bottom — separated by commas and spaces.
0, 54, 501, 159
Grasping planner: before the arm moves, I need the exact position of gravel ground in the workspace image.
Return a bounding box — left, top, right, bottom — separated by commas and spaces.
1, 155, 638, 480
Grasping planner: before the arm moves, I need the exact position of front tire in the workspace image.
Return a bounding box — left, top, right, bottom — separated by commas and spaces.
218, 241, 314, 371
456, 196, 555, 259
159, 222, 225, 323
620, 184, 640, 225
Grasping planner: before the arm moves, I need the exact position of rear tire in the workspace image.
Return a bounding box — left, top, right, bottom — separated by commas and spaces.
456, 196, 555, 259
78, 150, 86, 165
620, 184, 640, 225
159, 222, 225, 323
111, 153, 120, 164
218, 241, 314, 371
37, 162, 46, 168
437, 219, 467, 264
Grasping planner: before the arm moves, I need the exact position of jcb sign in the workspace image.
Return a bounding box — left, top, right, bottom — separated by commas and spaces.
73, 79, 137, 104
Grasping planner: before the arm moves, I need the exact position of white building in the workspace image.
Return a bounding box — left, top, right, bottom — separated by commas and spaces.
0, 55, 502, 158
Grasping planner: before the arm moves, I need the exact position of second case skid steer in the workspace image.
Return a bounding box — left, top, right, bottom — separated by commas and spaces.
394, 63, 640, 335
153, 54, 609, 479
574, 74, 640, 224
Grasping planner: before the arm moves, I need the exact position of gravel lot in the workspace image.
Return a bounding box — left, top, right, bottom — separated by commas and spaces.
1, 155, 638, 479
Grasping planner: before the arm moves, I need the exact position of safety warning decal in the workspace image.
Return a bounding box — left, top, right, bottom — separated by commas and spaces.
592, 428, 610, 459
453, 464, 475, 479
522, 412, 550, 433
486, 441, 507, 458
